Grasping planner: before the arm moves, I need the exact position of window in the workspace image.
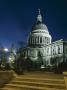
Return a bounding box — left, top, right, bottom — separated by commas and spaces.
47, 48, 49, 55
53, 49, 54, 55
52, 45, 56, 55
46, 37, 49, 44
58, 46, 60, 54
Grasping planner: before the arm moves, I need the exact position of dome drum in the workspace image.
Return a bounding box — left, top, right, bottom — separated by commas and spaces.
28, 35, 51, 47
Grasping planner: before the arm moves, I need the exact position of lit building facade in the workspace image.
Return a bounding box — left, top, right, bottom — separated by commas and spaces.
23, 9, 67, 68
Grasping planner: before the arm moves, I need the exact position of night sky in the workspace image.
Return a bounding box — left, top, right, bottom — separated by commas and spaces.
0, 0, 67, 48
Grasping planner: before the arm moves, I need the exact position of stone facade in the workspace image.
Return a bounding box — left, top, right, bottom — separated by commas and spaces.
22, 10, 67, 68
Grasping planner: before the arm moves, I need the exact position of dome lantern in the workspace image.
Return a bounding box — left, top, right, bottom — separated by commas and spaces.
37, 9, 42, 23
32, 9, 48, 31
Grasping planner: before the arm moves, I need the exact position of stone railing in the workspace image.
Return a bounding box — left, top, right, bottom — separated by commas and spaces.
0, 70, 15, 87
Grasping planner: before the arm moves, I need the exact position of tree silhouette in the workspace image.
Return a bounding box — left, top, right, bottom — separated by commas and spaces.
9, 43, 16, 69
1, 47, 7, 70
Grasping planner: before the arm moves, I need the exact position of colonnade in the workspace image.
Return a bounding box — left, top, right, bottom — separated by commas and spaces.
28, 36, 51, 45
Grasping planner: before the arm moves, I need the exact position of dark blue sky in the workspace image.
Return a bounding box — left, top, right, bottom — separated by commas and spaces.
0, 0, 67, 48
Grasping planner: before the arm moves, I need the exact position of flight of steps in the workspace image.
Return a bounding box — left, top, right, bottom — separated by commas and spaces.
0, 72, 66, 90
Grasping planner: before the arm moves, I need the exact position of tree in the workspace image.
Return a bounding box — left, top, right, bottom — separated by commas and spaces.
1, 47, 7, 70
9, 44, 16, 69
14, 47, 25, 74
14, 55, 24, 74
25, 57, 33, 71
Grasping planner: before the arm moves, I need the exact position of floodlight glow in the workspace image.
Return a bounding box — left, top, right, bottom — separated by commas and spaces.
4, 48, 8, 52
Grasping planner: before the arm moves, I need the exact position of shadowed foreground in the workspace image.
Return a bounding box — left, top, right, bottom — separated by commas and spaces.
0, 71, 66, 90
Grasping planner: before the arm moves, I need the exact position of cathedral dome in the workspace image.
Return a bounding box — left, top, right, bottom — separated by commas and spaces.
32, 22, 48, 31
28, 9, 52, 47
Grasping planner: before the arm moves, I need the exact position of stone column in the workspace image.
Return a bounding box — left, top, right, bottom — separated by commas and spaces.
44, 37, 45, 44
42, 37, 44, 44
45, 37, 46, 45
39, 36, 40, 44
42, 37, 43, 44
33, 37, 34, 44
34, 37, 35, 45
32, 37, 33, 45
29, 38, 31, 45
38, 36, 39, 44
34, 37, 36, 45
37, 36, 38, 44
36, 36, 38, 44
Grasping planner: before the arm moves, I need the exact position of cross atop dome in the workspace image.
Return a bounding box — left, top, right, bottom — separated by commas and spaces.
37, 9, 42, 23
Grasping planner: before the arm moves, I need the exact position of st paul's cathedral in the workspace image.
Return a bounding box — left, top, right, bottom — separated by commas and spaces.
22, 9, 67, 69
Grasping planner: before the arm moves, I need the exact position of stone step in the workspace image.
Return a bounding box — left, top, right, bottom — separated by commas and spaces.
13, 77, 65, 84
0, 84, 66, 90
15, 76, 64, 80
16, 74, 64, 79
10, 80, 66, 89
4, 81, 66, 89
0, 88, 66, 90
0, 72, 66, 90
